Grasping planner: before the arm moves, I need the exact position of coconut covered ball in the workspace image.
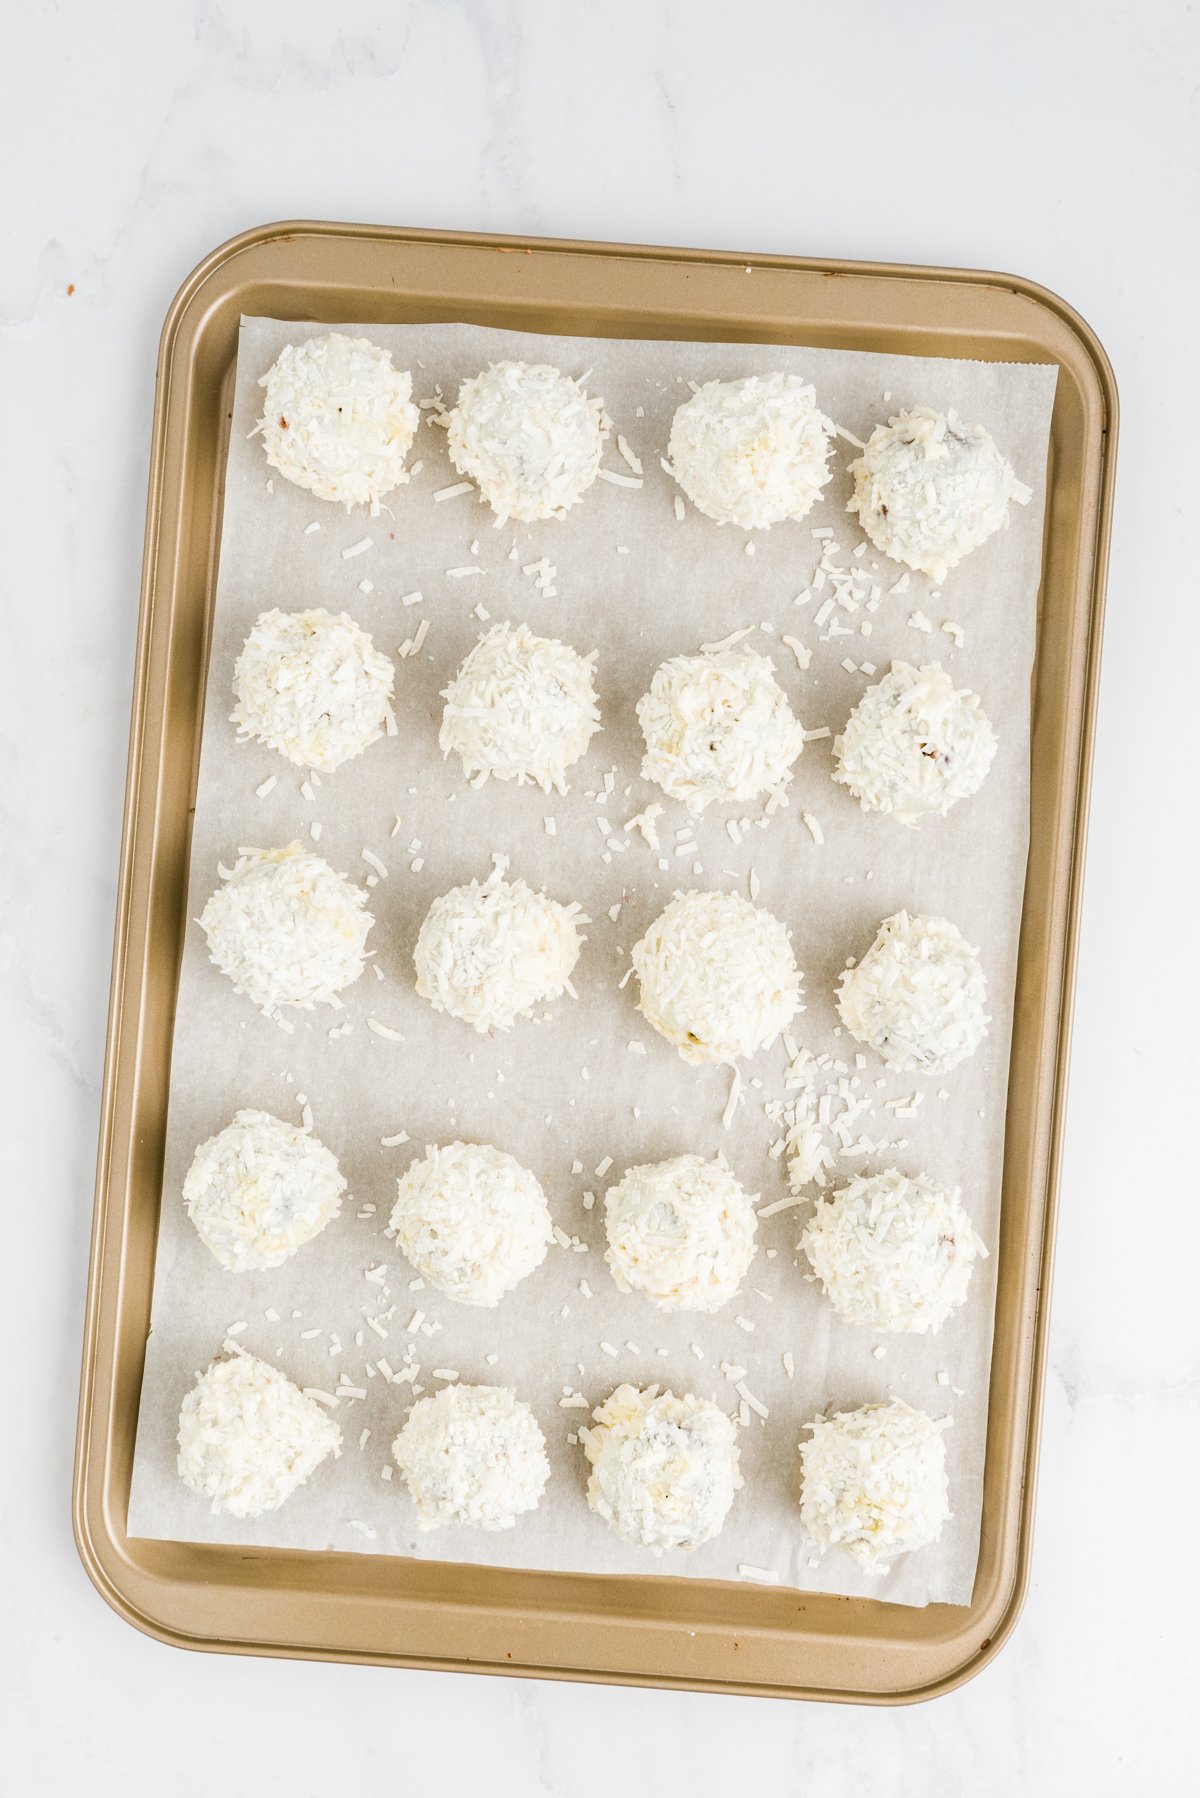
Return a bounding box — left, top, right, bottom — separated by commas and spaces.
604, 1155, 758, 1313
833, 661, 997, 825
847, 405, 1031, 583
637, 646, 805, 813
257, 332, 419, 510
199, 843, 373, 1019
177, 1346, 341, 1518
837, 911, 988, 1076
632, 888, 802, 1066
666, 374, 836, 528
184, 1108, 346, 1272
799, 1399, 951, 1574
446, 360, 607, 523
413, 860, 584, 1033
389, 1140, 554, 1307
439, 621, 600, 794
231, 608, 395, 773
392, 1384, 549, 1532
582, 1384, 742, 1553
801, 1169, 986, 1333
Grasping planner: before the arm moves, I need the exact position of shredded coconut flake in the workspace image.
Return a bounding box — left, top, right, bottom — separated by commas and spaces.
837, 910, 989, 1074
447, 361, 607, 523
799, 1399, 951, 1573
413, 860, 585, 1032
439, 621, 600, 795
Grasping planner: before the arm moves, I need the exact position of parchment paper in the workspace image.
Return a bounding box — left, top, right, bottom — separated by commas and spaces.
128, 316, 1057, 1606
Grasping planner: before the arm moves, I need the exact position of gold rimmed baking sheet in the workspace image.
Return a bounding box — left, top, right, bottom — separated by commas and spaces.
74, 223, 1115, 1701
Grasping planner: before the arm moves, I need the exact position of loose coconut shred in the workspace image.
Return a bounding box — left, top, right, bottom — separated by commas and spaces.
232, 608, 395, 772
801, 1169, 986, 1333
389, 1140, 554, 1306
604, 1154, 759, 1313
799, 1398, 951, 1574
582, 1384, 743, 1552
837, 910, 989, 1075
392, 1383, 549, 1531
637, 646, 805, 813
257, 332, 419, 511
177, 1344, 341, 1518
632, 888, 802, 1066
446, 360, 608, 523
198, 843, 373, 1019
439, 620, 601, 794
413, 859, 585, 1032
665, 374, 836, 528
833, 660, 996, 825
847, 406, 1031, 583
184, 1108, 347, 1272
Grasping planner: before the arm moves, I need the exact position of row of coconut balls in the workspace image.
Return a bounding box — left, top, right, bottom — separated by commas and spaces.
256, 333, 1030, 588
234, 607, 998, 826
200, 844, 989, 1079
185, 1115, 984, 1332
179, 1344, 951, 1577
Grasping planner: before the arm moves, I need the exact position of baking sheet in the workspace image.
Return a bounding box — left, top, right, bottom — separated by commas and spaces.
127, 315, 1056, 1607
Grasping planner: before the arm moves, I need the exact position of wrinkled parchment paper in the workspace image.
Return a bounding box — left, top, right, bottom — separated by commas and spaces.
128, 316, 1057, 1606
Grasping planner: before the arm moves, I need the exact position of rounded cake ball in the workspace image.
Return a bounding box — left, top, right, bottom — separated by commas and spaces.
632, 888, 802, 1066
637, 645, 805, 813
836, 911, 989, 1076
446, 360, 607, 523
392, 1384, 549, 1532
199, 843, 373, 1019
439, 620, 600, 794
666, 373, 836, 528
833, 661, 996, 826
184, 1108, 346, 1272
847, 405, 1031, 583
231, 607, 395, 773
582, 1384, 742, 1553
413, 859, 584, 1033
257, 331, 419, 510
801, 1169, 986, 1333
799, 1398, 951, 1574
389, 1140, 554, 1307
177, 1346, 341, 1518
604, 1154, 758, 1313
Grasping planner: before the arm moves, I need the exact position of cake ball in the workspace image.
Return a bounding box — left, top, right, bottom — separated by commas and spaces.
801, 1169, 986, 1333
632, 888, 802, 1066
637, 646, 805, 813
836, 911, 989, 1075
446, 360, 607, 523
177, 1346, 341, 1518
231, 608, 394, 773
582, 1384, 742, 1553
413, 860, 584, 1033
847, 405, 1031, 583
799, 1399, 951, 1574
257, 332, 419, 510
389, 1140, 554, 1307
439, 621, 600, 794
833, 661, 996, 826
666, 373, 836, 528
184, 1108, 346, 1272
199, 843, 373, 1019
392, 1384, 549, 1532
604, 1154, 758, 1313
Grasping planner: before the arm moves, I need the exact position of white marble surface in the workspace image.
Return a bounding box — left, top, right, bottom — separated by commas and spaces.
3, 1, 1197, 1789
